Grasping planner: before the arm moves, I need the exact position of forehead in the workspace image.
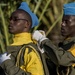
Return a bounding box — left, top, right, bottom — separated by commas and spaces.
11, 10, 26, 18
62, 15, 75, 20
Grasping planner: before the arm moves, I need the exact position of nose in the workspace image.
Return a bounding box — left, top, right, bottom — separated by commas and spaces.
61, 21, 66, 27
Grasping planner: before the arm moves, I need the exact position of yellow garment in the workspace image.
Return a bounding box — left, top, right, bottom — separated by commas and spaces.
68, 44, 75, 67
11, 32, 44, 75
68, 44, 75, 57
11, 33, 33, 45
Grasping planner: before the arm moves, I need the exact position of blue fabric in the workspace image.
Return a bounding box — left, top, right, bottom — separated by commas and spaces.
63, 2, 75, 15
18, 2, 39, 28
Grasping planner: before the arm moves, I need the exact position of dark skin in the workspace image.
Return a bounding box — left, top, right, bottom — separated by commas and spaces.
9, 9, 32, 34
61, 15, 75, 38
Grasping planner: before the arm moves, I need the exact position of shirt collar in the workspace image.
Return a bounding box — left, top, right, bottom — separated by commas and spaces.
11, 32, 33, 45
63, 36, 75, 45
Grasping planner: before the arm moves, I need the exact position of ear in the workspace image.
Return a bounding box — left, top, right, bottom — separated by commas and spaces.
24, 21, 31, 28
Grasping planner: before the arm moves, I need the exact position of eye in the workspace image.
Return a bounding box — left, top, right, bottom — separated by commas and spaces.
9, 17, 19, 21
62, 20, 70, 24
9, 17, 28, 22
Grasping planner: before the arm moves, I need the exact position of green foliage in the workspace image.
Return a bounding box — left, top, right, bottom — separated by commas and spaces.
0, 0, 75, 53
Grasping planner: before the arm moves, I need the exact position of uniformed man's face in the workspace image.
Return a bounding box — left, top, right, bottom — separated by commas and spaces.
9, 10, 28, 34
61, 15, 75, 37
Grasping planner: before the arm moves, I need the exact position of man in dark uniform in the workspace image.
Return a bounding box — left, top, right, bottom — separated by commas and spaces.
32, 2, 75, 75
0, 2, 44, 75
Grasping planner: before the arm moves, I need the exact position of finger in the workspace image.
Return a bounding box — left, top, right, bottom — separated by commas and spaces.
8, 54, 11, 57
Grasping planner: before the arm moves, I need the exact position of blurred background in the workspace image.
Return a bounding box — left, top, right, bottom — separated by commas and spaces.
0, 0, 75, 53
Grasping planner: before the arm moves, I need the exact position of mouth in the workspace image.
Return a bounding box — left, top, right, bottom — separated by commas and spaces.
61, 29, 64, 32
8, 26, 14, 32
8, 25, 14, 33
61, 28, 66, 35
61, 27, 65, 32
8, 25, 13, 29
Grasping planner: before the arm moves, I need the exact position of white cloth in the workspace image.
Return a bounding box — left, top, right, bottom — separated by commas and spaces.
32, 30, 48, 44
0, 52, 11, 64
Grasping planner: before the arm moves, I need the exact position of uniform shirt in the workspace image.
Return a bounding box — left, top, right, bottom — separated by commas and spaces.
11, 32, 44, 75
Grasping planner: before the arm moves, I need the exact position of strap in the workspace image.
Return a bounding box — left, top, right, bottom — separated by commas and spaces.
16, 43, 41, 66
16, 45, 26, 67
58, 41, 75, 50
56, 66, 70, 75
27, 43, 50, 75
16, 43, 50, 75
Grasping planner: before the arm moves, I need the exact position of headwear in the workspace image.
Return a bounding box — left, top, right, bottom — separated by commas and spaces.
18, 2, 39, 28
63, 2, 75, 15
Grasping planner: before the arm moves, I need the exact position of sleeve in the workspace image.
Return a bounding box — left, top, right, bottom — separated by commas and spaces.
41, 39, 75, 66
0, 47, 44, 75
0, 57, 31, 75
23, 48, 44, 75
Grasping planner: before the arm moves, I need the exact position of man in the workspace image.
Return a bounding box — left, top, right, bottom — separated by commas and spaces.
32, 2, 75, 75
0, 2, 44, 75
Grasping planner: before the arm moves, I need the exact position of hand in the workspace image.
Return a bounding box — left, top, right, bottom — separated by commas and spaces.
0, 52, 11, 64
32, 30, 48, 43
